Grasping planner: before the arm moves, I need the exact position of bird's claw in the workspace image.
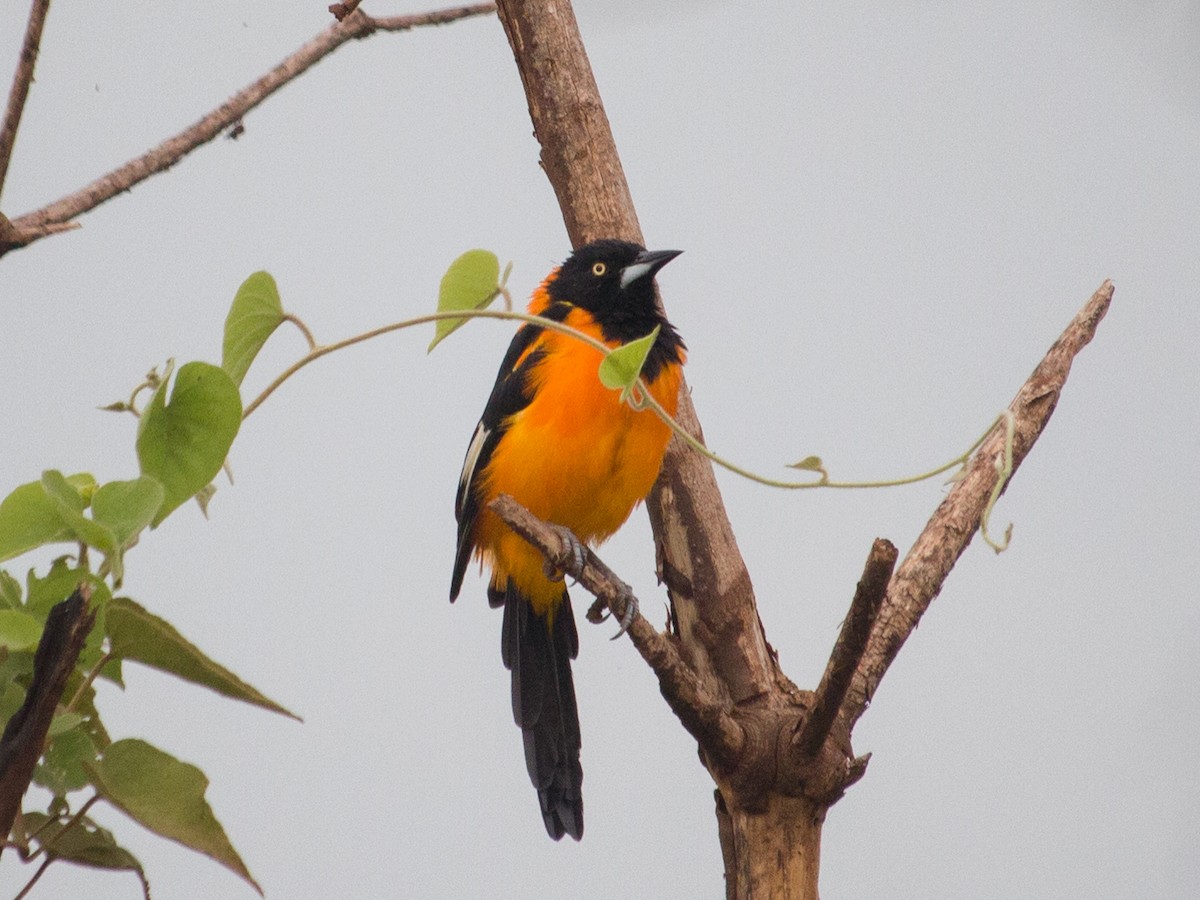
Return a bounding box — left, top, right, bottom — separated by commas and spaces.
604, 586, 638, 640
544, 523, 587, 582
542, 522, 636, 638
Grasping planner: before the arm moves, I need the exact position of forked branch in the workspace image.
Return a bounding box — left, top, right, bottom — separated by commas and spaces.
840, 280, 1115, 729
795, 538, 896, 757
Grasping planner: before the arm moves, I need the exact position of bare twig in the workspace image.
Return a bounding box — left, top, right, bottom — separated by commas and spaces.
0, 0, 52, 203
794, 538, 896, 757
841, 280, 1115, 729
488, 493, 743, 766
0, 3, 496, 257
329, 0, 364, 21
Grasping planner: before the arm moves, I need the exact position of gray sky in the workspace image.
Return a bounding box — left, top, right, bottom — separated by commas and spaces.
2, 1, 1197, 897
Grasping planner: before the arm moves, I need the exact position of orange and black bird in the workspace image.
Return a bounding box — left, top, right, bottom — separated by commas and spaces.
449, 239, 686, 840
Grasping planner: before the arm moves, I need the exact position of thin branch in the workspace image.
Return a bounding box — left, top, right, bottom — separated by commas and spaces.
0, 0, 51, 203
0, 585, 96, 855
794, 538, 896, 757
488, 493, 744, 767
0, 3, 496, 257
841, 280, 1115, 729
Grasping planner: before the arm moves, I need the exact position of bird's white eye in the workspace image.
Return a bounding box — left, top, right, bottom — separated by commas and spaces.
592, 261, 607, 277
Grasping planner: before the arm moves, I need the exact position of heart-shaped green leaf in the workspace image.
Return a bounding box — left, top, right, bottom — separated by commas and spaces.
428, 249, 501, 352
38, 718, 98, 796
0, 481, 73, 562
222, 271, 285, 387
0, 570, 21, 609
0, 608, 42, 650
598, 326, 660, 403
21, 812, 146, 881
136, 361, 242, 526
787, 456, 825, 472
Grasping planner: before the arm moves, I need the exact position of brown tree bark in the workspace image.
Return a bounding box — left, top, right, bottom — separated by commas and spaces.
0, 587, 95, 855
493, 2, 1114, 898
493, 3, 830, 896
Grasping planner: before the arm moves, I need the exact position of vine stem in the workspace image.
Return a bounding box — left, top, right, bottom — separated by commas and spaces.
242, 307, 1014, 500
241, 307, 616, 419
630, 386, 1008, 492
979, 410, 1016, 551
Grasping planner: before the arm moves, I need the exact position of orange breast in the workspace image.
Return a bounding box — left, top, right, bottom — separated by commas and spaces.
474, 308, 683, 615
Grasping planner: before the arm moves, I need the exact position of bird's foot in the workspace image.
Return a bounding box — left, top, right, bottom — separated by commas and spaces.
601, 584, 638, 641
544, 523, 587, 582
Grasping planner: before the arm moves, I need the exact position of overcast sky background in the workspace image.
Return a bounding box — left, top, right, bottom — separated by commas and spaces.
1, 2, 1197, 898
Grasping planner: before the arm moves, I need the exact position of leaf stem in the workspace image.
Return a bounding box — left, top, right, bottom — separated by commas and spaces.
64, 650, 114, 715
125, 373, 160, 418
22, 794, 100, 864
282, 313, 318, 351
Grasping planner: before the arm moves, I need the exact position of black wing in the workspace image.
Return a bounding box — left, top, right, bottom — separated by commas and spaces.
449, 321, 547, 602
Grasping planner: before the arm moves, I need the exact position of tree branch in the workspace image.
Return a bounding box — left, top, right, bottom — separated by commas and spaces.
496, 0, 772, 716
495, 0, 638, 244
0, 585, 96, 855
0, 3, 496, 258
0, 0, 52, 204
488, 494, 743, 767
840, 280, 1115, 728
794, 538, 896, 757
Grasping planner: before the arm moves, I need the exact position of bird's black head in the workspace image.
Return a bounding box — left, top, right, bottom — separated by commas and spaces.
546, 239, 682, 343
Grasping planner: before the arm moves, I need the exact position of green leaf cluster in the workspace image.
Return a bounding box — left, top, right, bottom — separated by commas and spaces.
1, 271, 297, 896
1, 558, 281, 896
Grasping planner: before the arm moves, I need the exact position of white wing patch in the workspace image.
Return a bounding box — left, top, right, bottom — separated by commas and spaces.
457, 421, 491, 512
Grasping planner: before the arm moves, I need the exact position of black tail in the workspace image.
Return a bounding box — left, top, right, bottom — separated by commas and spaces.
495, 579, 584, 840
